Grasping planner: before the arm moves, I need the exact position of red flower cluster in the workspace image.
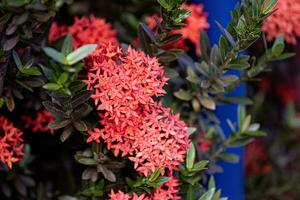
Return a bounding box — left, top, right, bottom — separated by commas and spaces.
48, 15, 118, 48
146, 3, 209, 55
21, 109, 55, 134
85, 43, 189, 176
109, 178, 180, 200
0, 115, 24, 169
262, 0, 300, 44
245, 140, 272, 176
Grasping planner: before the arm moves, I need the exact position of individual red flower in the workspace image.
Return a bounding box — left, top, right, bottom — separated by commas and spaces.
48, 15, 118, 48
276, 83, 297, 105
245, 140, 272, 176
21, 109, 55, 134
0, 115, 24, 169
85, 44, 189, 176
146, 3, 209, 55
262, 0, 300, 44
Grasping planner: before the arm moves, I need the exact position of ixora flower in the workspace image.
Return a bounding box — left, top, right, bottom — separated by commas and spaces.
85, 44, 189, 176
262, 0, 300, 44
0, 115, 24, 169
48, 15, 118, 48
146, 3, 209, 54
109, 178, 180, 200
21, 109, 55, 134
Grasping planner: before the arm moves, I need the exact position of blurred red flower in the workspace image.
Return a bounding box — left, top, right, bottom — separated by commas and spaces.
49, 15, 118, 48
146, 3, 209, 55
262, 0, 300, 44
21, 109, 55, 134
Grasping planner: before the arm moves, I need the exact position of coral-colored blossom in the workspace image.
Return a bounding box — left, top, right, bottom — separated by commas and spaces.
48, 15, 118, 48
146, 3, 209, 54
85, 44, 189, 176
262, 0, 300, 44
109, 177, 180, 200
21, 109, 55, 134
0, 115, 24, 169
109, 190, 150, 200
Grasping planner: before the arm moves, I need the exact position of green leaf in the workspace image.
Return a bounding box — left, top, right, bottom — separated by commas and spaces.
191, 160, 209, 172
73, 120, 88, 132
199, 188, 215, 200
12, 50, 22, 68
43, 47, 67, 64
186, 142, 196, 170
78, 158, 97, 166
58, 72, 69, 85
218, 153, 239, 163
97, 165, 116, 182
157, 0, 176, 11
271, 36, 284, 57
156, 176, 170, 186
242, 130, 266, 137
263, 0, 278, 13
187, 127, 197, 136
66, 44, 97, 65
42, 83, 62, 91
61, 35, 73, 55
227, 55, 250, 69
208, 176, 215, 189
0, 98, 4, 108
60, 126, 73, 142
198, 96, 216, 110
19, 67, 42, 76
174, 89, 192, 101
241, 115, 251, 132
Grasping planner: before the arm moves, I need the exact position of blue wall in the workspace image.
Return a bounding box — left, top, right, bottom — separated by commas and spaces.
192, 1, 245, 199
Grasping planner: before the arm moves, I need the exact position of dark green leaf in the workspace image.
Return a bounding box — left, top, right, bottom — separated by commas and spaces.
61, 35, 73, 55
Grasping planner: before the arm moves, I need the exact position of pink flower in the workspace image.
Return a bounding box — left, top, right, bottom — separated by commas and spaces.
146, 3, 209, 55
262, 0, 300, 44
48, 15, 118, 48
21, 109, 55, 134
109, 190, 150, 200
152, 177, 181, 200
108, 178, 180, 200
85, 44, 189, 176
0, 115, 24, 169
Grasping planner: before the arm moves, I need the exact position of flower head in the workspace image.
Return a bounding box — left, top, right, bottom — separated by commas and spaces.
85, 44, 189, 176
21, 109, 55, 134
109, 190, 150, 200
49, 15, 118, 48
0, 115, 24, 169
262, 0, 300, 44
108, 178, 180, 200
146, 3, 209, 54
